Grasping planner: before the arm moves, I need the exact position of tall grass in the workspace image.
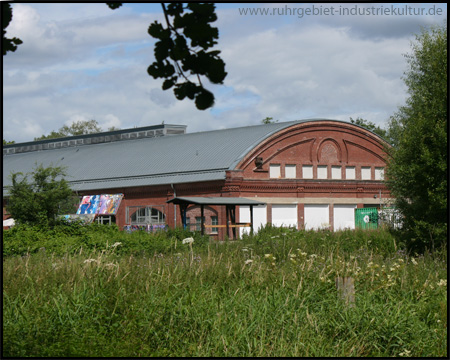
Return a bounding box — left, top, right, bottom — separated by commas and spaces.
3, 226, 447, 357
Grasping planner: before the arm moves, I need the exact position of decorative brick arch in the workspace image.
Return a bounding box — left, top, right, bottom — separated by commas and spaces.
317, 138, 342, 164
235, 120, 389, 173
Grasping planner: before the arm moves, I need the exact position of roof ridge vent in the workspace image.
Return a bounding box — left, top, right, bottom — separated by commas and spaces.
3, 124, 188, 154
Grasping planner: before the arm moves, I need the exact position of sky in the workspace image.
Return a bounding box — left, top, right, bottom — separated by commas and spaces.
3, 3, 447, 143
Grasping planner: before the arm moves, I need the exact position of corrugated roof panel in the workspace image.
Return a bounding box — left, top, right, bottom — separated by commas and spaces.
3, 120, 309, 194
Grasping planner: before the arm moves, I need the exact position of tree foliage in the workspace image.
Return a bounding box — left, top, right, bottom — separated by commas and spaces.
2, 3, 23, 56
261, 117, 279, 124
385, 23, 447, 251
109, 2, 226, 110
6, 164, 74, 226
349, 117, 389, 142
3, 3, 226, 110
34, 119, 107, 140
143, 3, 226, 110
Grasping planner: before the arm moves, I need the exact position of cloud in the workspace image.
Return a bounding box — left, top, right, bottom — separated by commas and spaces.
219, 21, 410, 125
2, 3, 446, 143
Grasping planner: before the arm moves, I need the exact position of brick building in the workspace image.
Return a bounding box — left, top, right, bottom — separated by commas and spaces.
3, 119, 392, 238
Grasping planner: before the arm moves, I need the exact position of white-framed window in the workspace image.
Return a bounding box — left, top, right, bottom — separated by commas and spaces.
185, 217, 191, 230
317, 165, 328, 179
126, 206, 165, 225
269, 164, 281, 178
375, 167, 385, 180
96, 215, 115, 225
211, 216, 219, 233
302, 165, 313, 179
195, 216, 205, 231
331, 166, 342, 179
285, 164, 296, 179
345, 166, 356, 180
361, 167, 371, 180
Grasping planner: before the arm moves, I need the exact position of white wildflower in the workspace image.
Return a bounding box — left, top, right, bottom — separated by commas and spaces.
437, 279, 447, 287
84, 259, 98, 264
245, 259, 253, 265
399, 349, 411, 357
411, 258, 418, 265
182, 237, 194, 244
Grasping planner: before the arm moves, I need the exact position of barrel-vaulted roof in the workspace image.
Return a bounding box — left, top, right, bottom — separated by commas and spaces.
2, 119, 386, 196
3, 120, 304, 195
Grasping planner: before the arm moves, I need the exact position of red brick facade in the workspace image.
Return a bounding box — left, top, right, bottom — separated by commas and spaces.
74, 121, 391, 237
4, 120, 391, 237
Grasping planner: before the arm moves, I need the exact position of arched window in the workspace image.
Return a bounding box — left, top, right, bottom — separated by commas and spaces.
126, 206, 166, 225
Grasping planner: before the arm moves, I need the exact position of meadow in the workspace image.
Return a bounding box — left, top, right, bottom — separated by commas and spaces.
2, 224, 447, 357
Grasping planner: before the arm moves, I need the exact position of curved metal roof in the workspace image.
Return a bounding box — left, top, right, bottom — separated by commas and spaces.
3, 119, 387, 195
3, 120, 302, 194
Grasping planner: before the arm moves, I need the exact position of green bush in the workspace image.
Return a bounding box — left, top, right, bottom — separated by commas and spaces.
2, 223, 212, 258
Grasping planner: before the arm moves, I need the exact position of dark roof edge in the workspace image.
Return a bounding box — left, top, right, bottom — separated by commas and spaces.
3, 124, 187, 148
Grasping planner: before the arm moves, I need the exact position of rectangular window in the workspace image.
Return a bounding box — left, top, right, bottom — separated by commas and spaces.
269, 164, 281, 178
375, 167, 384, 180
345, 166, 356, 180
317, 165, 328, 179
361, 167, 371, 180
211, 216, 218, 233
285, 164, 296, 179
195, 216, 205, 231
185, 217, 191, 230
96, 215, 115, 225
331, 166, 342, 179
302, 165, 313, 179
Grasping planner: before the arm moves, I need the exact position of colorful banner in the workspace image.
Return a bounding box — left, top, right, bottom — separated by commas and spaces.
102, 194, 123, 215
77, 194, 123, 215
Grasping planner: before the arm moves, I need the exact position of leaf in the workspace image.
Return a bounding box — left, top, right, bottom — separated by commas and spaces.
148, 22, 170, 39
173, 84, 186, 100
154, 38, 173, 62
106, 3, 123, 10
162, 79, 175, 90
195, 88, 214, 110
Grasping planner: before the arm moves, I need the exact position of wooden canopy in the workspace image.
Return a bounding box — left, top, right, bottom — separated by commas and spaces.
167, 197, 265, 239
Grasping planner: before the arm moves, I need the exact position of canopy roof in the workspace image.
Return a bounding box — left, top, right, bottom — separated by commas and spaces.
167, 196, 265, 206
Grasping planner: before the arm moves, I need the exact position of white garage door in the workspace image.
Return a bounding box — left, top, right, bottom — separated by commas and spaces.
272, 204, 298, 228
239, 205, 267, 236
333, 204, 357, 230
304, 204, 329, 230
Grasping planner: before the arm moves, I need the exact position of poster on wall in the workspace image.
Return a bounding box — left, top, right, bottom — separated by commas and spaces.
77, 195, 100, 214
97, 194, 123, 215
76, 194, 123, 215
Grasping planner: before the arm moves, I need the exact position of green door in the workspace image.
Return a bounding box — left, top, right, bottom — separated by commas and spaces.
355, 208, 378, 229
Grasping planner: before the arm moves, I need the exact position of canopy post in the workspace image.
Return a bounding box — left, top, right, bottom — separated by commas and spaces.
180, 204, 188, 230
250, 205, 254, 235
226, 205, 236, 239
226, 205, 230, 239
200, 204, 205, 235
